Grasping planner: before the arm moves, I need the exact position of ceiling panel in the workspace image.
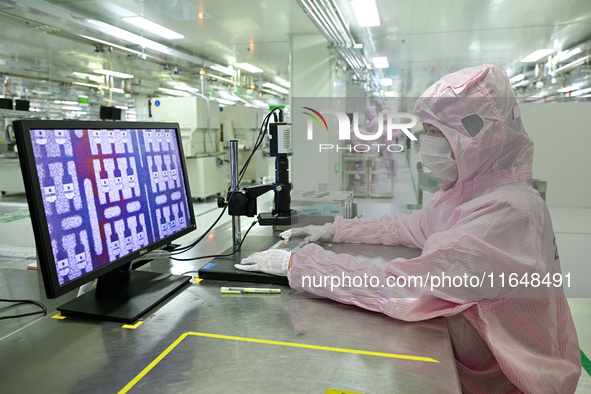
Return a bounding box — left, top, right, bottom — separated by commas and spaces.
0, 0, 589, 101
346, 0, 591, 94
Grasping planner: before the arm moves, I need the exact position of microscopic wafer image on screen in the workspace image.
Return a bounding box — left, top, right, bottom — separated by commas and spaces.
29, 127, 192, 286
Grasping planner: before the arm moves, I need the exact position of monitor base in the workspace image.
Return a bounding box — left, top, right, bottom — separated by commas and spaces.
58, 271, 189, 323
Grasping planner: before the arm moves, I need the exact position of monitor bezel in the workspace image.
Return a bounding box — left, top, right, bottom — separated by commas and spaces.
14, 120, 197, 299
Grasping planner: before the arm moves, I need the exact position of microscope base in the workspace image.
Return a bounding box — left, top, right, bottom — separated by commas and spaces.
197, 235, 289, 285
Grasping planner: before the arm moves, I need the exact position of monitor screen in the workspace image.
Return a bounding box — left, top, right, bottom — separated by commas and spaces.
15, 99, 30, 111
0, 98, 12, 110
99, 106, 122, 120
14, 120, 196, 322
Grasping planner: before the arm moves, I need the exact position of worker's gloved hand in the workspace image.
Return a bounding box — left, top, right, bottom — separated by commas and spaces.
234, 249, 291, 277
279, 223, 335, 243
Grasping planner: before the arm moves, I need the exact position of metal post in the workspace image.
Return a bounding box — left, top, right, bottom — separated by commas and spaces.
229, 140, 241, 250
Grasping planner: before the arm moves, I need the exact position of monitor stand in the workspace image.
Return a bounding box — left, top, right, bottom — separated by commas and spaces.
197, 235, 289, 285
58, 264, 189, 323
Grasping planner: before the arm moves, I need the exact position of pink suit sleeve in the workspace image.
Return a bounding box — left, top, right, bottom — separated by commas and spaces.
288, 207, 553, 322
288, 240, 479, 322
333, 213, 427, 249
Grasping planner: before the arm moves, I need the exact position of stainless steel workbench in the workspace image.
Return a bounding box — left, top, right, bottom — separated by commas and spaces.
0, 216, 461, 393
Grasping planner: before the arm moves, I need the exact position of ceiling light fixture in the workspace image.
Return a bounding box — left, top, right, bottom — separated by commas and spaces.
511, 80, 529, 89
234, 63, 263, 73
351, 0, 381, 27
553, 55, 591, 74
555, 47, 582, 63
109, 88, 125, 94
372, 57, 389, 69
380, 78, 393, 86
122, 16, 184, 40
525, 95, 543, 102
87, 19, 171, 53
72, 82, 101, 89
206, 73, 235, 84
216, 98, 236, 105
94, 69, 134, 79
557, 84, 582, 93
174, 85, 200, 94
158, 87, 191, 97
210, 65, 237, 77
262, 83, 289, 94
84, 19, 204, 64
54, 100, 79, 105
252, 100, 269, 108
520, 49, 554, 63
570, 87, 591, 97
219, 92, 242, 101
73, 71, 106, 83
509, 74, 525, 83
79, 35, 145, 58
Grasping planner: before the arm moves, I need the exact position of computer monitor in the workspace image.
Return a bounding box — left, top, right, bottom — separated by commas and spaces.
0, 98, 12, 109
15, 99, 30, 111
13, 120, 196, 323
100, 106, 122, 120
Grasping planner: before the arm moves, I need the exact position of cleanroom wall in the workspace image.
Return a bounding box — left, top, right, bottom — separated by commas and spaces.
520, 102, 591, 209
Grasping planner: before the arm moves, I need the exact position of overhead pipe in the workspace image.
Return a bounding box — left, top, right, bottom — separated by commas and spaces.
321, 0, 353, 47
299, 0, 378, 87
337, 48, 363, 80
327, 0, 357, 46
344, 50, 364, 76
305, 0, 341, 46
316, 0, 349, 48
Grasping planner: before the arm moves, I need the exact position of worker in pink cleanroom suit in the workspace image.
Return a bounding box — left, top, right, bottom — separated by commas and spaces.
236, 64, 581, 393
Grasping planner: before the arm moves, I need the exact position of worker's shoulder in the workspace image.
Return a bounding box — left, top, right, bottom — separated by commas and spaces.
467, 182, 545, 214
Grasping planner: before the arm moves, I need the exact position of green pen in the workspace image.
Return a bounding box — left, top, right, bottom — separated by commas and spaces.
220, 287, 281, 294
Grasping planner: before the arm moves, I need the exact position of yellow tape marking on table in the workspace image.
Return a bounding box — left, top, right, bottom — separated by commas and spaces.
119, 331, 439, 393
122, 321, 143, 329
325, 389, 365, 394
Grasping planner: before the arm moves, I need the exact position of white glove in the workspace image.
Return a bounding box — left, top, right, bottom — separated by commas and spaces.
279, 223, 335, 243
234, 249, 291, 276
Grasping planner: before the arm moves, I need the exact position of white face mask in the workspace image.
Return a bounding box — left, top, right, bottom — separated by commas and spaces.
419, 135, 458, 181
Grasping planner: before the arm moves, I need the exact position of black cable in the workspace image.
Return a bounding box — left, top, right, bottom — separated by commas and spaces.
241, 111, 272, 172
168, 108, 283, 255
5, 123, 14, 143
0, 302, 28, 312
238, 107, 282, 184
171, 220, 258, 264
169, 119, 265, 256
169, 203, 229, 255
169, 108, 283, 256
239, 113, 270, 179
0, 298, 47, 320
